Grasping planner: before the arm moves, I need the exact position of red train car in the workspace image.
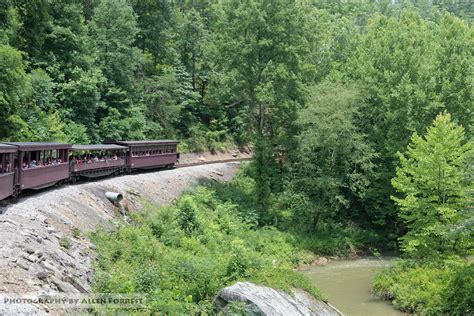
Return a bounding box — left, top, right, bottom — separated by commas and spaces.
4, 142, 71, 190
107, 140, 180, 170
0, 144, 17, 200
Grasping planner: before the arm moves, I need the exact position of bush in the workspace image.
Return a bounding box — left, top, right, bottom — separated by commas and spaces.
443, 263, 474, 315
372, 258, 473, 315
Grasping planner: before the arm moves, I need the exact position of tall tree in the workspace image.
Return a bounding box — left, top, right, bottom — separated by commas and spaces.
392, 113, 473, 257
290, 83, 377, 230
90, 0, 144, 139
130, 0, 176, 66
348, 10, 473, 227
0, 0, 20, 44
434, 13, 473, 135
90, 0, 141, 95
0, 44, 29, 139
211, 0, 314, 217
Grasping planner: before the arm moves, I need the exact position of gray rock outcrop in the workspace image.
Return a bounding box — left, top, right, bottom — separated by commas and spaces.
215, 282, 343, 316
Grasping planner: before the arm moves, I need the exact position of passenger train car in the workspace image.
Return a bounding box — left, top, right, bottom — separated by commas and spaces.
0, 140, 179, 202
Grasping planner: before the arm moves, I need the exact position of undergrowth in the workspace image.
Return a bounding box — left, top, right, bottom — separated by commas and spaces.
91, 186, 321, 314
372, 258, 473, 315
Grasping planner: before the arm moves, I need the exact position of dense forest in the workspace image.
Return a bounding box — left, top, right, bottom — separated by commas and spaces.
1, 0, 472, 314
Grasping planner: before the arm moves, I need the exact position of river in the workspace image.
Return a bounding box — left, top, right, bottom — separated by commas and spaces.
300, 258, 404, 316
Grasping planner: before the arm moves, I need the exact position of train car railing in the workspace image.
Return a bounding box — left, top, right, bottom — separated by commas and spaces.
20, 163, 69, 189
72, 159, 125, 172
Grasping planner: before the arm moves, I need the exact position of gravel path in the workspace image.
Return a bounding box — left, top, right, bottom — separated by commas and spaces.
0, 161, 242, 314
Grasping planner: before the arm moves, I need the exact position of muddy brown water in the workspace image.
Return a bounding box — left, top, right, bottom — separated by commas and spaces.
300, 258, 404, 316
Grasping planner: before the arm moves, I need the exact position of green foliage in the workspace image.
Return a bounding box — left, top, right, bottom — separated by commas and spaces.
347, 9, 473, 229
0, 0, 20, 45
373, 258, 473, 315
59, 237, 72, 249
72, 227, 81, 238
290, 82, 377, 229
64, 122, 91, 144
212, 167, 386, 256
291, 224, 389, 257
91, 185, 322, 314
211, 0, 316, 212
392, 113, 473, 257
443, 262, 474, 315
90, 0, 141, 92
0, 44, 28, 139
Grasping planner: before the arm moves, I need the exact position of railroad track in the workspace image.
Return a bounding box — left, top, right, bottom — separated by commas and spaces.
175, 157, 252, 168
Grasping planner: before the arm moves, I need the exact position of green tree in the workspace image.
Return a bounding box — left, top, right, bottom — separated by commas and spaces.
0, 0, 20, 44
30, 68, 56, 111
12, 0, 51, 64
90, 0, 142, 94
0, 44, 29, 139
179, 8, 207, 93
90, 0, 145, 140
140, 67, 185, 138
130, 0, 176, 66
392, 113, 473, 257
289, 83, 377, 230
348, 10, 473, 228
434, 13, 473, 135
211, 0, 315, 217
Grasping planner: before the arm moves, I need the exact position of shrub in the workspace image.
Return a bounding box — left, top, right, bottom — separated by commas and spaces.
373, 258, 472, 315
443, 263, 474, 315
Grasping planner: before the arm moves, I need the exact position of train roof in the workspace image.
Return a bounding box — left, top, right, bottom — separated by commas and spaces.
107, 140, 180, 146
0, 143, 17, 153
3, 142, 72, 150
72, 144, 128, 151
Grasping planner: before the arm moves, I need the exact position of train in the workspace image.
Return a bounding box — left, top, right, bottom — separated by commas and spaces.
0, 140, 180, 202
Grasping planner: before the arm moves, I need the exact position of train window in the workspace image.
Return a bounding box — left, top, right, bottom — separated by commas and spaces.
0, 153, 10, 173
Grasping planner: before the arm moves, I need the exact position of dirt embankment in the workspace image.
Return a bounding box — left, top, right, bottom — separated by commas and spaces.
0, 152, 245, 314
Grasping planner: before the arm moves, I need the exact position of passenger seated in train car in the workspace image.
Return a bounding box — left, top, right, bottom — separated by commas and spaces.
71, 150, 124, 164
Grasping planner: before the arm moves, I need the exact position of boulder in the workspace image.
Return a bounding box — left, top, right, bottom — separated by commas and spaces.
214, 282, 342, 316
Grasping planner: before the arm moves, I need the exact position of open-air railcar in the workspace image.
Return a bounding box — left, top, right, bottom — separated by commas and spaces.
70, 144, 128, 180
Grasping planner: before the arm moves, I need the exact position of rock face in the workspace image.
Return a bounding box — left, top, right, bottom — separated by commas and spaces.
215, 282, 343, 316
